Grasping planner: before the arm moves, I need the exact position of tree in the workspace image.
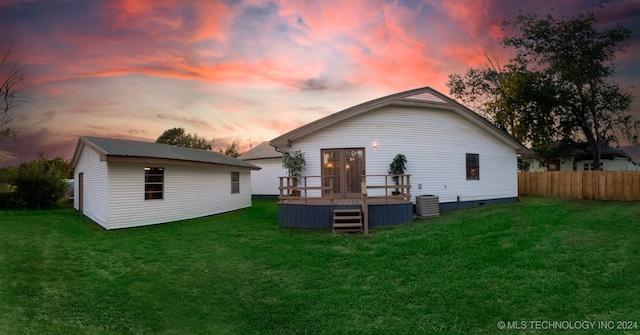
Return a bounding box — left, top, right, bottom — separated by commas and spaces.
447, 10, 635, 168
218, 137, 242, 157
156, 127, 212, 150
1, 43, 30, 140
7, 153, 69, 209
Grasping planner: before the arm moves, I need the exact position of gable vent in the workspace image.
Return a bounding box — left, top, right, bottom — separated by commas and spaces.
405, 92, 446, 103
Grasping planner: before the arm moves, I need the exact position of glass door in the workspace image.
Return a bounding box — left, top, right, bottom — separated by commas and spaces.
322, 150, 341, 197
322, 148, 365, 199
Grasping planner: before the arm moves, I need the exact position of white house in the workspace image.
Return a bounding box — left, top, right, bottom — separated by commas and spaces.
526, 144, 640, 172
71, 136, 260, 230
237, 141, 285, 197
270, 86, 528, 213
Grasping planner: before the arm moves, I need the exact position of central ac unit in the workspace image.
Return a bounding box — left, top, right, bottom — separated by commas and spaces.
416, 195, 440, 218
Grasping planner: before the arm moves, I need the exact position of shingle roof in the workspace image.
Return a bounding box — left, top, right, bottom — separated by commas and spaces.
71, 136, 260, 170
237, 141, 282, 160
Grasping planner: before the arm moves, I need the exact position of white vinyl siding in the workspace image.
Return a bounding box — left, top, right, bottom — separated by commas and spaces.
290, 106, 519, 203
73, 143, 254, 229
106, 163, 251, 229
245, 158, 287, 195
73, 146, 109, 228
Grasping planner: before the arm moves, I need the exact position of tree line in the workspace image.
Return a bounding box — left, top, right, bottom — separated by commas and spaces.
447, 9, 637, 169
155, 127, 243, 157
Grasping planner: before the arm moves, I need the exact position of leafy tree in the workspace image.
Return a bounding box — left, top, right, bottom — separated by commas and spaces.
218, 137, 242, 157
447, 10, 635, 168
6, 153, 69, 209
156, 127, 212, 150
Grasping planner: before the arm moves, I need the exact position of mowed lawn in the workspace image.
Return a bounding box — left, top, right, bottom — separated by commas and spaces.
1, 197, 639, 335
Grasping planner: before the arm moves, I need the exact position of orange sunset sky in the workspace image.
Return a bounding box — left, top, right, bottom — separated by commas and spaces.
1, 0, 639, 166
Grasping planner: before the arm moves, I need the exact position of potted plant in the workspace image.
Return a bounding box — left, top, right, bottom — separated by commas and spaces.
282, 149, 306, 196
388, 154, 407, 195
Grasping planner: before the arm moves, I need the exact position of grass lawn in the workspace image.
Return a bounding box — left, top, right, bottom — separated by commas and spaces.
1, 197, 639, 335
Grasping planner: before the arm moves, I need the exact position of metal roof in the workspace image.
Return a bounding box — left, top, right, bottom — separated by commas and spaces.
237, 141, 282, 160
71, 136, 260, 170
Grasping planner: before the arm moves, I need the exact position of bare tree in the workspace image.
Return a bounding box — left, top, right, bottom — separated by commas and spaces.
1, 43, 30, 139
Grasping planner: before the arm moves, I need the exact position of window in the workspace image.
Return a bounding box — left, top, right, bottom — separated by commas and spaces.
466, 153, 479, 180
144, 167, 164, 200
231, 171, 240, 194
547, 160, 561, 171
583, 162, 603, 171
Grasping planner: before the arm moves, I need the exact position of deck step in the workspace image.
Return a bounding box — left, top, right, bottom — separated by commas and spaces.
332, 209, 362, 233
334, 209, 361, 214
333, 216, 362, 221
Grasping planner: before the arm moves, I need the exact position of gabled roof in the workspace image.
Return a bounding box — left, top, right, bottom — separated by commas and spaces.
237, 141, 282, 161
270, 86, 528, 154
571, 143, 631, 161
621, 145, 640, 163
71, 136, 260, 170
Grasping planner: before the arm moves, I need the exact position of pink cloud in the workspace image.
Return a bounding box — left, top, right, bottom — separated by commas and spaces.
2, 0, 638, 166
105, 0, 232, 42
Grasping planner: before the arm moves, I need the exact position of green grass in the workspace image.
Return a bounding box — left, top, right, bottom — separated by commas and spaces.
1, 197, 639, 334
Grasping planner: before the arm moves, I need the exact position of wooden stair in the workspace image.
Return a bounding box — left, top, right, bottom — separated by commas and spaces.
333, 209, 363, 233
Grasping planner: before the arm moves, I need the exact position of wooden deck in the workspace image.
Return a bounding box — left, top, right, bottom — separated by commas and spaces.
278, 175, 414, 230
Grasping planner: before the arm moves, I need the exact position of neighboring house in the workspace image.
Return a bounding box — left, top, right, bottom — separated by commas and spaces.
526, 143, 640, 172
237, 141, 285, 198
71, 136, 260, 230
270, 86, 528, 228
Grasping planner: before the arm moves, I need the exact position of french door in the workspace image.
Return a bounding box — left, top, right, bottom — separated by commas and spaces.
321, 148, 365, 199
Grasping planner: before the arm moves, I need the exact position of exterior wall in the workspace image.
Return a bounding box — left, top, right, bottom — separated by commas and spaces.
106, 162, 252, 229
290, 106, 519, 203
527, 159, 573, 172
604, 158, 640, 171
245, 158, 286, 195
73, 146, 109, 228
527, 158, 640, 172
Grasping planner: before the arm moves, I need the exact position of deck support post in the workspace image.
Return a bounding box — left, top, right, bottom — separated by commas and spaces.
361, 181, 368, 235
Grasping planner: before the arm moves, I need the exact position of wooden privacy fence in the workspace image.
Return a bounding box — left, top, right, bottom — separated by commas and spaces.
518, 171, 640, 201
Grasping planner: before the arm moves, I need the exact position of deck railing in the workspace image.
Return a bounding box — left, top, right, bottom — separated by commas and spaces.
361, 174, 411, 202
278, 175, 334, 203
278, 174, 411, 204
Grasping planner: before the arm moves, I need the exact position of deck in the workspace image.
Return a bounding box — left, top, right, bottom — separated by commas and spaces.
277, 175, 414, 230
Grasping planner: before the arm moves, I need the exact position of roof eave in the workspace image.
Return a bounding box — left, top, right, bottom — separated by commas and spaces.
271, 96, 528, 154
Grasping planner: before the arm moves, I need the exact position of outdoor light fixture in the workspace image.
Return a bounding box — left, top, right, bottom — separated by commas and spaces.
372, 140, 379, 150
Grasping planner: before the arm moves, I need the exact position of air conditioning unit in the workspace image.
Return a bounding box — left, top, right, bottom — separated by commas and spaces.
416, 195, 440, 218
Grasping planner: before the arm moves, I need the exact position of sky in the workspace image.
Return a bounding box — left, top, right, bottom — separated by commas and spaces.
1, 0, 639, 166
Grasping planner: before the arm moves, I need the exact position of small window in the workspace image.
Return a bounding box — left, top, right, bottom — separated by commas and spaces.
547, 160, 561, 171
583, 162, 603, 171
145, 167, 164, 200
466, 153, 479, 180
231, 172, 240, 194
